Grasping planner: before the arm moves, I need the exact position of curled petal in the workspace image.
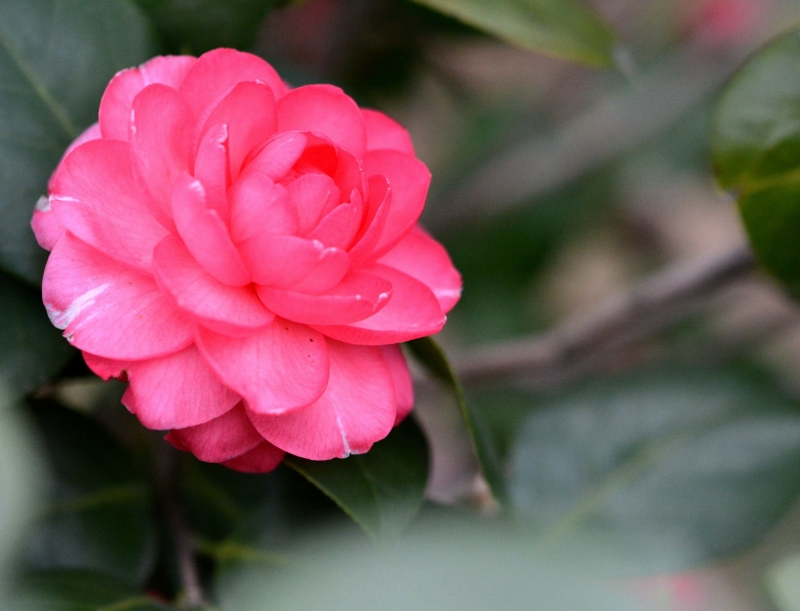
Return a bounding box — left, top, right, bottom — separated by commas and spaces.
222, 441, 285, 473
179, 48, 285, 120
244, 131, 307, 182
363, 150, 430, 257
362, 109, 415, 155
46, 139, 167, 270
380, 344, 414, 425
378, 226, 462, 313
43, 234, 193, 360
196, 319, 330, 415
100, 55, 196, 141
166, 403, 263, 462
171, 174, 251, 286
348, 175, 391, 264
130, 84, 196, 226
277, 85, 366, 159
200, 81, 277, 180
153, 235, 273, 336
84, 346, 240, 430
193, 123, 230, 221
257, 271, 392, 326
312, 264, 445, 345
31, 197, 66, 251
249, 341, 396, 460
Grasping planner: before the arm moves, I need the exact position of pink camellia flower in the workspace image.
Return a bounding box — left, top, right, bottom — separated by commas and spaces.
32, 49, 461, 473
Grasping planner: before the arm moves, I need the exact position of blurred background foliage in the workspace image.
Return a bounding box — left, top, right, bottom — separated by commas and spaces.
7, 0, 800, 609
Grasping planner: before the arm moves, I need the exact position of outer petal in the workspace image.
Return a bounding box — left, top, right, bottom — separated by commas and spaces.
32, 196, 66, 251
363, 150, 430, 257
47, 139, 168, 270
43, 234, 194, 359
99, 55, 196, 141
380, 344, 414, 425
200, 81, 277, 180
153, 235, 273, 336
362, 109, 415, 155
130, 84, 196, 224
195, 319, 330, 415
377, 226, 462, 313
222, 441, 285, 473
256, 272, 391, 326
166, 403, 263, 462
50, 122, 102, 190
277, 85, 366, 159
249, 341, 396, 460
171, 174, 251, 286
85, 346, 240, 429
312, 264, 445, 345
179, 49, 285, 120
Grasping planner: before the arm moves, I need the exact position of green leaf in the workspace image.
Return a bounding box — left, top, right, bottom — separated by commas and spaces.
0, 271, 75, 396
132, 0, 280, 54
0, 0, 157, 283
711, 28, 800, 294
766, 554, 800, 611
285, 418, 429, 543
8, 570, 170, 610
406, 337, 506, 502
25, 402, 157, 585
509, 368, 800, 571
406, 0, 615, 67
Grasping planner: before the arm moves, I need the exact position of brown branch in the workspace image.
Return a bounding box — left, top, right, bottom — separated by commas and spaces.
453, 244, 758, 386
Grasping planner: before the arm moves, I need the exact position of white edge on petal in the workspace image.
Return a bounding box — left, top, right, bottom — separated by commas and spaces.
335, 411, 352, 459
45, 283, 110, 330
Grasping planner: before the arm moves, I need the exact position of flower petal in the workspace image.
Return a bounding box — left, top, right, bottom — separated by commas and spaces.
193, 123, 230, 221
277, 85, 366, 159
288, 173, 340, 236
166, 403, 263, 462
85, 345, 240, 429
99, 55, 196, 141
347, 175, 390, 264
256, 272, 391, 325
378, 226, 462, 313
179, 49, 285, 120
363, 150, 430, 257
305, 190, 362, 251
31, 196, 66, 251
312, 264, 445, 345
229, 174, 297, 243
362, 109, 415, 155
200, 81, 277, 180
130, 83, 196, 225
171, 174, 251, 286
244, 131, 307, 182
196, 319, 329, 415
153, 235, 273, 336
43, 233, 194, 359
380, 344, 414, 425
47, 139, 168, 270
249, 341, 396, 460
222, 441, 285, 473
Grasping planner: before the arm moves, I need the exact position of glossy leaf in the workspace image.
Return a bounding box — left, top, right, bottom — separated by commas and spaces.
0, 272, 75, 396
0, 0, 157, 282
711, 29, 800, 294
285, 417, 429, 543
25, 402, 157, 585
509, 369, 800, 571
407, 0, 615, 67
7, 570, 170, 610
133, 0, 280, 54
407, 337, 506, 501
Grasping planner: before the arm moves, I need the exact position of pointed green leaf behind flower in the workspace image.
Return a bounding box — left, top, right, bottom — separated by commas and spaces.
406, 0, 615, 67
286, 418, 429, 543
0, 0, 157, 283
711, 28, 800, 295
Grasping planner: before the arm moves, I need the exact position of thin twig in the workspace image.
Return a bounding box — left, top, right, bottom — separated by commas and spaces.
453, 244, 758, 386
158, 449, 206, 608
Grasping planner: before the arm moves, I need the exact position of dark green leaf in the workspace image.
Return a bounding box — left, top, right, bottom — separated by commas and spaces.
0, 0, 157, 282
711, 28, 800, 293
285, 418, 429, 543
407, 0, 615, 67
25, 402, 157, 585
132, 0, 280, 54
0, 271, 75, 396
8, 570, 170, 610
407, 337, 506, 501
509, 368, 800, 570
